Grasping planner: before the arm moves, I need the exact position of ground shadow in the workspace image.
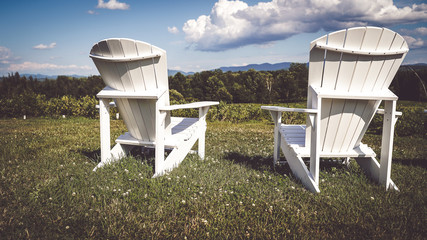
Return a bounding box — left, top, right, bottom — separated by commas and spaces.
223, 151, 352, 176
393, 158, 427, 169
77, 146, 166, 167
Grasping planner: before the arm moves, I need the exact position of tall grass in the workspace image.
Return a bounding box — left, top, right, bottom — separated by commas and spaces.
0, 114, 425, 239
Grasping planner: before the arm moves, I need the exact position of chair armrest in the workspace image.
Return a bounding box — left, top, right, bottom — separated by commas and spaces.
261, 106, 318, 114
159, 101, 219, 111
376, 109, 402, 116
97, 86, 167, 99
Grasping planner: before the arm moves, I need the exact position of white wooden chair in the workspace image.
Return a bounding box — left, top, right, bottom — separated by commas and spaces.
90, 38, 218, 177
262, 27, 408, 193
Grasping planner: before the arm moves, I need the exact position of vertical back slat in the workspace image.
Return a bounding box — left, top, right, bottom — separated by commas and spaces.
135, 41, 157, 90
320, 30, 346, 152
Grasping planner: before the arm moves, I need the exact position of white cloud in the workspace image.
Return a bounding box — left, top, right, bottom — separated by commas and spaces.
33, 43, 56, 50
0, 46, 12, 62
183, 0, 427, 51
97, 0, 129, 10
401, 27, 427, 36
415, 27, 427, 35
168, 26, 180, 34
403, 36, 425, 48
8, 62, 92, 72
88, 10, 98, 15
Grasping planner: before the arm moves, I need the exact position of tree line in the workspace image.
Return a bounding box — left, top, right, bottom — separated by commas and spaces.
1, 63, 426, 105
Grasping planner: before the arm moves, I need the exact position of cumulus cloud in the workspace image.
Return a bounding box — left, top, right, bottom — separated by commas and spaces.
97, 0, 129, 10
403, 36, 425, 48
88, 10, 97, 15
8, 62, 92, 72
401, 27, 427, 36
168, 26, 180, 34
33, 43, 56, 50
183, 0, 427, 51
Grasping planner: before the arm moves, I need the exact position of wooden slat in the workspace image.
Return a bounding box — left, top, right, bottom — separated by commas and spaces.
322, 29, 346, 89
135, 41, 157, 90
330, 99, 357, 152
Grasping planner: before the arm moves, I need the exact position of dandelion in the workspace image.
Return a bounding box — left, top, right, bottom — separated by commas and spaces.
291, 186, 295, 190
252, 203, 256, 207
371, 196, 375, 200
124, 169, 129, 173
181, 200, 186, 204
144, 193, 148, 198
72, 192, 76, 196
66, 226, 70, 229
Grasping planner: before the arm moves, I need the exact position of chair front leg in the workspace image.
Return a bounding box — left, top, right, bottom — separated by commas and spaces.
269, 111, 282, 165
198, 106, 210, 159
379, 100, 398, 190
99, 98, 111, 165
154, 107, 167, 177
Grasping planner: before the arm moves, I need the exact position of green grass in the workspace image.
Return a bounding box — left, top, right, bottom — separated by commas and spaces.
0, 117, 426, 239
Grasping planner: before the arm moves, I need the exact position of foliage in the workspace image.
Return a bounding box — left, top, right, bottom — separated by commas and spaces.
0, 118, 425, 239
0, 93, 98, 118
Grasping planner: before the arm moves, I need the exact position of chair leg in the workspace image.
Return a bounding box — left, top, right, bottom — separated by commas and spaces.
281, 142, 320, 193
198, 125, 206, 159
379, 100, 398, 190
356, 157, 398, 191
268, 111, 281, 165
198, 106, 209, 160
98, 98, 111, 168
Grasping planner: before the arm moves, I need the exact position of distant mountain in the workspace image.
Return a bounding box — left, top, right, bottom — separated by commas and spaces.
168, 62, 297, 76
218, 62, 294, 72
21, 74, 87, 80
168, 70, 195, 76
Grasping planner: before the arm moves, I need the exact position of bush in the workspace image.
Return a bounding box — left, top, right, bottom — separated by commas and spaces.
0, 94, 425, 138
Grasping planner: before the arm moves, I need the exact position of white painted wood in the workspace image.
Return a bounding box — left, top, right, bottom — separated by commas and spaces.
99, 99, 111, 165
160, 101, 219, 111
96, 86, 166, 99
270, 111, 281, 165
261, 26, 407, 192
280, 139, 320, 193
91, 38, 219, 176
379, 100, 398, 190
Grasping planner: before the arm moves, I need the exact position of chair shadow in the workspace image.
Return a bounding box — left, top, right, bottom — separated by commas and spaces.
78, 149, 100, 164
393, 158, 427, 169
77, 146, 160, 166
223, 151, 353, 176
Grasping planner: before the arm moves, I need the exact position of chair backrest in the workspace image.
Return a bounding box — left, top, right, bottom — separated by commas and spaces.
90, 38, 170, 142
307, 27, 408, 152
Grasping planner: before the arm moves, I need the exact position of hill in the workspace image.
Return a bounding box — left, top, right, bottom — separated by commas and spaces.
168, 62, 296, 76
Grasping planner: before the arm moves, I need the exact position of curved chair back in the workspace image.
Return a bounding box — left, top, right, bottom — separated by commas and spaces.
90, 38, 170, 142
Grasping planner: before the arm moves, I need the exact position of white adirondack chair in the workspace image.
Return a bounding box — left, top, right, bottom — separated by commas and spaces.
262, 27, 408, 193
90, 38, 218, 177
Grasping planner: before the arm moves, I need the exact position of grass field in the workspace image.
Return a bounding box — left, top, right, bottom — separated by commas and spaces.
0, 116, 426, 239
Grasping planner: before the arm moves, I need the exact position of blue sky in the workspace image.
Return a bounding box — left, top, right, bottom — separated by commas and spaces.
0, 0, 426, 76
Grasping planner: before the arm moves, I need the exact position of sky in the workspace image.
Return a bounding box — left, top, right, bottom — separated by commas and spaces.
0, 0, 426, 77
